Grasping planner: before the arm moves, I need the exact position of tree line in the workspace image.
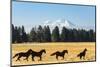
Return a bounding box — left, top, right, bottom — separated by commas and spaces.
12, 24, 95, 43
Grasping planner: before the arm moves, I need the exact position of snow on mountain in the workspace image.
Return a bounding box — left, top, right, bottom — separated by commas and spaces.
41, 19, 95, 32
42, 19, 77, 32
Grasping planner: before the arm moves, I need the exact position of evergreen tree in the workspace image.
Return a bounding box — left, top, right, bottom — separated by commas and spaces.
17, 27, 22, 43
13, 26, 22, 43
61, 27, 69, 42
12, 24, 15, 43
72, 29, 78, 41
52, 26, 60, 42
47, 26, 51, 42
68, 29, 73, 42
29, 27, 37, 42
21, 26, 28, 42
37, 25, 43, 42
93, 32, 96, 42
43, 26, 51, 42
88, 29, 94, 41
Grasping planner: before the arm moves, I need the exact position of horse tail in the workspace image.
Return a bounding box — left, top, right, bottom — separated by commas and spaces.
77, 54, 80, 57
13, 53, 19, 58
51, 52, 56, 56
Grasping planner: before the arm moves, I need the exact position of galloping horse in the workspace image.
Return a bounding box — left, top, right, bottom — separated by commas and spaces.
51, 50, 68, 60
31, 49, 46, 61
77, 48, 87, 60
13, 49, 33, 61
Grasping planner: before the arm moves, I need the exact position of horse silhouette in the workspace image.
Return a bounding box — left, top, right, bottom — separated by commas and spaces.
77, 48, 87, 60
13, 49, 33, 61
51, 50, 68, 60
31, 49, 46, 61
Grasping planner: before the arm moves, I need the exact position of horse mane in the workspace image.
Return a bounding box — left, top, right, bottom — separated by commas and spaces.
40, 49, 45, 51
83, 48, 87, 52
63, 50, 68, 53
39, 49, 46, 54
26, 49, 33, 53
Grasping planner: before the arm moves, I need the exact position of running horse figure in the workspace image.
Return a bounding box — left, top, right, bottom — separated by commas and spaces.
31, 49, 46, 61
77, 48, 87, 60
50, 50, 68, 60
13, 49, 33, 61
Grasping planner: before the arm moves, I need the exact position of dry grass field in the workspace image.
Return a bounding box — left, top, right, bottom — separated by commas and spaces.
12, 42, 95, 66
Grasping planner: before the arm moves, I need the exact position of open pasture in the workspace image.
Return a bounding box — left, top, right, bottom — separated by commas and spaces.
12, 42, 95, 66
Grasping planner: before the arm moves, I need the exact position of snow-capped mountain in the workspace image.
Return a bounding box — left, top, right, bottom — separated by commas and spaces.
42, 19, 77, 32
41, 19, 95, 32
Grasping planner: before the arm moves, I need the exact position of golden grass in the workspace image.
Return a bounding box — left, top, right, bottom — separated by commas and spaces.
12, 42, 96, 66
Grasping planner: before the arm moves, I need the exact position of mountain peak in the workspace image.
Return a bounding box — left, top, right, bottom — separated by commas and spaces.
42, 19, 77, 32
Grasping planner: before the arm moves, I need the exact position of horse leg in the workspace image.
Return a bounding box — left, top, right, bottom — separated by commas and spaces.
62, 56, 64, 60
24, 57, 28, 61
83, 56, 85, 60
39, 56, 42, 61
56, 55, 58, 60
26, 56, 29, 61
26, 58, 28, 61
32, 56, 35, 61
16, 56, 21, 61
80, 56, 82, 60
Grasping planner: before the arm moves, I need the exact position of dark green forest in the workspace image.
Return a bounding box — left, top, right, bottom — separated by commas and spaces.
12, 24, 96, 43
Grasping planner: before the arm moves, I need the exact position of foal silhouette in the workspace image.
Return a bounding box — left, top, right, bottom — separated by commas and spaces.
13, 49, 33, 61
51, 50, 68, 60
77, 48, 87, 60
31, 49, 46, 61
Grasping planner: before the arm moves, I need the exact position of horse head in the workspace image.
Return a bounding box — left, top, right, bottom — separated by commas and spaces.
84, 48, 87, 52
63, 50, 68, 54
27, 49, 33, 53
40, 49, 46, 54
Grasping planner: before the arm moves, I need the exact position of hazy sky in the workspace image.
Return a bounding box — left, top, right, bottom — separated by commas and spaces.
12, 1, 96, 33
